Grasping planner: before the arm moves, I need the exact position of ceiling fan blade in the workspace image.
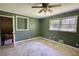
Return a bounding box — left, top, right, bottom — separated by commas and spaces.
32, 6, 42, 8
39, 9, 44, 13
49, 4, 61, 8
42, 3, 49, 7
48, 8, 52, 12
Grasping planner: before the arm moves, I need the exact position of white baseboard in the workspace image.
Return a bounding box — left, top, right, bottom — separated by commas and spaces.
41, 37, 79, 50
15, 37, 41, 44
14, 36, 79, 50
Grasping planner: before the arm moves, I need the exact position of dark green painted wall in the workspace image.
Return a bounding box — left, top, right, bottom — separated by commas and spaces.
0, 11, 39, 42
15, 18, 39, 41
40, 9, 79, 48
0, 9, 79, 48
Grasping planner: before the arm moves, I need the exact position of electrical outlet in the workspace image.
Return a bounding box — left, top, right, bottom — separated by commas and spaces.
75, 43, 79, 47
58, 40, 64, 43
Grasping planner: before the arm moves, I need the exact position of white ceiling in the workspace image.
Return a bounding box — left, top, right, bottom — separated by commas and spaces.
0, 3, 79, 19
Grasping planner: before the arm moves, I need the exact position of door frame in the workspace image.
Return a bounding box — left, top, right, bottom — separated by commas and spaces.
0, 15, 15, 46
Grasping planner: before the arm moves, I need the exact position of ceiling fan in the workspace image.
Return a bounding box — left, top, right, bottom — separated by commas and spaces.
32, 3, 61, 14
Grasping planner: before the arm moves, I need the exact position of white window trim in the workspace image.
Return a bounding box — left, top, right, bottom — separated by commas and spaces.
49, 15, 78, 33
16, 16, 29, 31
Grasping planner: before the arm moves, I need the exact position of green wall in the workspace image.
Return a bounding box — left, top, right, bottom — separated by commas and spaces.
0, 11, 39, 42
40, 9, 79, 48
0, 9, 79, 48
15, 18, 39, 41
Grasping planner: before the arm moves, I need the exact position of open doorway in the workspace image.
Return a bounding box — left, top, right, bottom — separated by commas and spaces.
0, 16, 15, 46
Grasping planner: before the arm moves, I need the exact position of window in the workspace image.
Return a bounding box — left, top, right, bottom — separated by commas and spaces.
49, 15, 78, 32
60, 16, 77, 32
49, 19, 60, 31
16, 16, 29, 31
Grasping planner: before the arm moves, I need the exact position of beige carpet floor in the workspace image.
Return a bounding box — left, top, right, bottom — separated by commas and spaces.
0, 37, 79, 56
